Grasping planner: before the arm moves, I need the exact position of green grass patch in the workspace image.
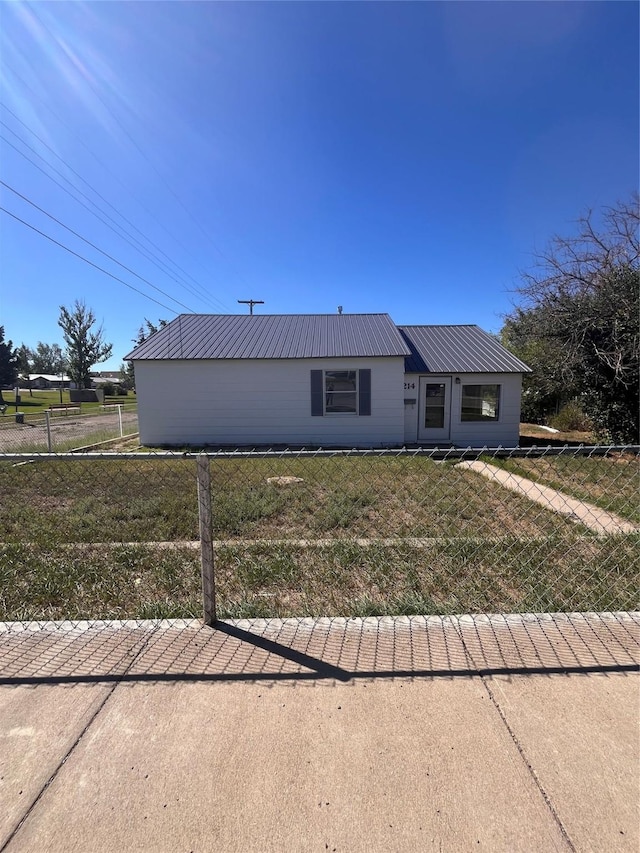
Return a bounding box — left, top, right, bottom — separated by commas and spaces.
0, 454, 595, 546
2, 452, 636, 622
0, 458, 199, 543
0, 543, 201, 621
0, 389, 136, 416
490, 453, 640, 524
2, 536, 637, 621
206, 455, 579, 539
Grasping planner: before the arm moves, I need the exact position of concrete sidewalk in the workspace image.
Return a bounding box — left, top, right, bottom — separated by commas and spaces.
1, 614, 638, 852
455, 461, 637, 535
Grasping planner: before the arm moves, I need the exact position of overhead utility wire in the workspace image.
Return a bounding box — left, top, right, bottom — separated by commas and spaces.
0, 135, 224, 315
0, 102, 222, 308
0, 129, 188, 292
0, 127, 222, 310
33, 6, 251, 299
73, 68, 230, 264
1, 207, 178, 314
1, 181, 196, 313
5, 65, 229, 308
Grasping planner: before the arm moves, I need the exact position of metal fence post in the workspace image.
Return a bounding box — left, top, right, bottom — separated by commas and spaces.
117, 404, 123, 438
45, 411, 52, 452
197, 453, 217, 626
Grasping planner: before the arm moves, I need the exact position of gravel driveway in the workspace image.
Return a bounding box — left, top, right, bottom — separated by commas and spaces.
0, 410, 139, 452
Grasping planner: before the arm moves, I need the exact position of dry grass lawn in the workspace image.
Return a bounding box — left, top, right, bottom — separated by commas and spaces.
1, 452, 637, 621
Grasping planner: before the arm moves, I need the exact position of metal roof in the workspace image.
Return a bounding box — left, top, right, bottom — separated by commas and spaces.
399, 325, 531, 373
125, 314, 411, 360
28, 373, 72, 382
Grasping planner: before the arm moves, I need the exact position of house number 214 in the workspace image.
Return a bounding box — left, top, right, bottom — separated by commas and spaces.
404, 382, 415, 390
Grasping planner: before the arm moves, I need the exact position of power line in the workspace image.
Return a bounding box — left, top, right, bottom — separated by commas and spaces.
0, 131, 223, 311
0, 101, 225, 308
1, 180, 196, 313
1, 206, 179, 315
6, 30, 236, 304
4, 65, 231, 308
0, 126, 223, 310
56, 54, 230, 264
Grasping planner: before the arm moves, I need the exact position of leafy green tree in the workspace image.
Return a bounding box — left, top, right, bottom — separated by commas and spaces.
58, 300, 113, 389
118, 363, 134, 391
570, 263, 638, 441
0, 327, 18, 405
16, 344, 31, 373
135, 318, 167, 342
15, 344, 33, 396
503, 195, 639, 442
501, 309, 578, 422
30, 342, 67, 375
123, 318, 167, 389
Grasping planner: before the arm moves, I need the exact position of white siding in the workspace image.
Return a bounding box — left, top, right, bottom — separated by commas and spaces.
403, 377, 419, 443
403, 372, 523, 447
135, 357, 405, 447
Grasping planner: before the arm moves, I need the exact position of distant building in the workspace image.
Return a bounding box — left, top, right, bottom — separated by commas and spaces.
27, 374, 75, 390
91, 371, 122, 379
90, 371, 122, 386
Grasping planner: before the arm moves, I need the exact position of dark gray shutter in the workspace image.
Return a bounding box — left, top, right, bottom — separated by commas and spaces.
310, 370, 323, 416
358, 369, 371, 416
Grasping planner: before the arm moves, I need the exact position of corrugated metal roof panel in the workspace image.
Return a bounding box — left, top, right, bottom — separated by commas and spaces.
400, 325, 531, 373
125, 314, 411, 360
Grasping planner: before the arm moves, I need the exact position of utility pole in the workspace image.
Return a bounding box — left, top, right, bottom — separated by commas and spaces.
237, 299, 264, 315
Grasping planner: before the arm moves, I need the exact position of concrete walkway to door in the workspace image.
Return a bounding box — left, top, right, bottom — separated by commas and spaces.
1, 613, 638, 852
456, 460, 637, 535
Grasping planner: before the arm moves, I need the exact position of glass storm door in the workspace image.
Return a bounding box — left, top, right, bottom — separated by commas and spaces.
418, 377, 451, 443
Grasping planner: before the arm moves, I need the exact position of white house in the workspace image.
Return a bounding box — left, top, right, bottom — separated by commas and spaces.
399, 324, 529, 447
125, 313, 530, 448
26, 374, 74, 390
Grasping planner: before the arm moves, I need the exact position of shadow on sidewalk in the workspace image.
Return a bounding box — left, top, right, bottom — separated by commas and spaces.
0, 613, 638, 687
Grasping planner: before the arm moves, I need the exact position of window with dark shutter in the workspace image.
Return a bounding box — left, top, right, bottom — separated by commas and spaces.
358, 369, 371, 416
312, 368, 372, 416
310, 370, 323, 416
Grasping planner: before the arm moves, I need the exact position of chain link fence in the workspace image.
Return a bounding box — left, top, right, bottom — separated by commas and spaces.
1, 446, 638, 625
0, 403, 138, 452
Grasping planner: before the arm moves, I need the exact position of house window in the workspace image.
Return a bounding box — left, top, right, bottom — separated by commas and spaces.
325, 370, 357, 414
461, 384, 501, 421
311, 369, 371, 417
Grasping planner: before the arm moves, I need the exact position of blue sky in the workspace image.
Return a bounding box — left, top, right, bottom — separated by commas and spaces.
1, 1, 638, 371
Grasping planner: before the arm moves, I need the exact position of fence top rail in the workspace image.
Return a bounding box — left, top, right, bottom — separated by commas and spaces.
0, 445, 637, 462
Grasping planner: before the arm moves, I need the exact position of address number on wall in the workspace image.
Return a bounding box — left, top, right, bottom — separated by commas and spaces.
404, 382, 416, 390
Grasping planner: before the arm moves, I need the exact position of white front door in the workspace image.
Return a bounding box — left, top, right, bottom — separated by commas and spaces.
418, 376, 451, 443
